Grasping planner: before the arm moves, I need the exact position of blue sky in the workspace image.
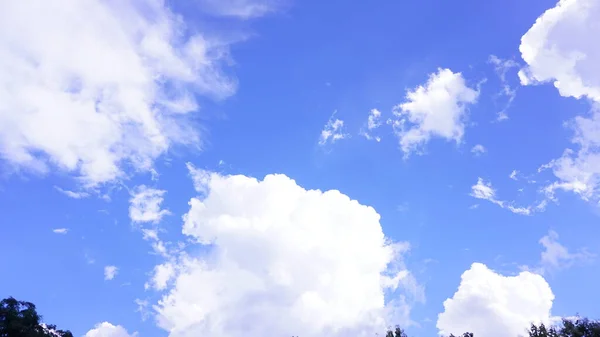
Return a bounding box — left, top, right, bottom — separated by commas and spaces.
1, 0, 600, 337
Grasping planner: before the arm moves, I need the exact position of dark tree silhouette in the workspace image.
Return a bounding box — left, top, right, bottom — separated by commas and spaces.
385, 326, 407, 337
0, 297, 73, 337
528, 323, 560, 337
529, 318, 600, 337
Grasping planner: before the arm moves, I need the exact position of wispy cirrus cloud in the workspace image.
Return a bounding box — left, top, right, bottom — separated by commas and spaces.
196, 0, 286, 19
470, 178, 546, 215
488, 55, 520, 121
54, 186, 89, 199
521, 230, 595, 275
319, 111, 348, 146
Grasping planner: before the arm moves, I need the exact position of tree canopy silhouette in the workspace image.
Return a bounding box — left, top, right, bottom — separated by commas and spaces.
0, 297, 73, 337
529, 318, 600, 337
385, 326, 408, 337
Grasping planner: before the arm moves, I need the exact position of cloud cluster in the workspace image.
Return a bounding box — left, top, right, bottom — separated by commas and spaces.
128, 185, 176, 260
361, 109, 383, 142
151, 165, 419, 337
0, 0, 236, 186
523, 230, 595, 275
519, 0, 600, 101
470, 178, 546, 215
319, 111, 348, 146
147, 262, 176, 291
129, 186, 171, 224
520, 0, 600, 203
437, 263, 554, 337
471, 144, 487, 156
488, 55, 519, 121
542, 108, 600, 202
104, 265, 118, 281
391, 68, 479, 156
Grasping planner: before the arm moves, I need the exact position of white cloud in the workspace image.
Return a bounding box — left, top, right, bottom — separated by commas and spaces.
135, 298, 151, 322
54, 186, 90, 199
362, 109, 383, 142
139, 223, 175, 260
390, 68, 479, 157
0, 0, 237, 187
531, 230, 595, 274
488, 55, 519, 121
470, 178, 545, 215
104, 265, 118, 281
130, 188, 174, 260
519, 0, 600, 101
489, 55, 519, 84
52, 228, 69, 234
129, 186, 170, 224
196, 0, 282, 19
152, 169, 420, 337
367, 109, 383, 130
519, 0, 600, 204
84, 322, 135, 337
148, 262, 176, 291
470, 178, 500, 203
437, 263, 554, 337
187, 163, 213, 195
151, 240, 169, 257
141, 229, 160, 241
471, 144, 487, 156
542, 107, 600, 202
507, 204, 538, 216
319, 111, 348, 146
509, 170, 519, 181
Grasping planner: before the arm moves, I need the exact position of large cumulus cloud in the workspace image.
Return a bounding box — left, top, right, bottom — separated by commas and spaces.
437, 263, 554, 337
150, 165, 421, 337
